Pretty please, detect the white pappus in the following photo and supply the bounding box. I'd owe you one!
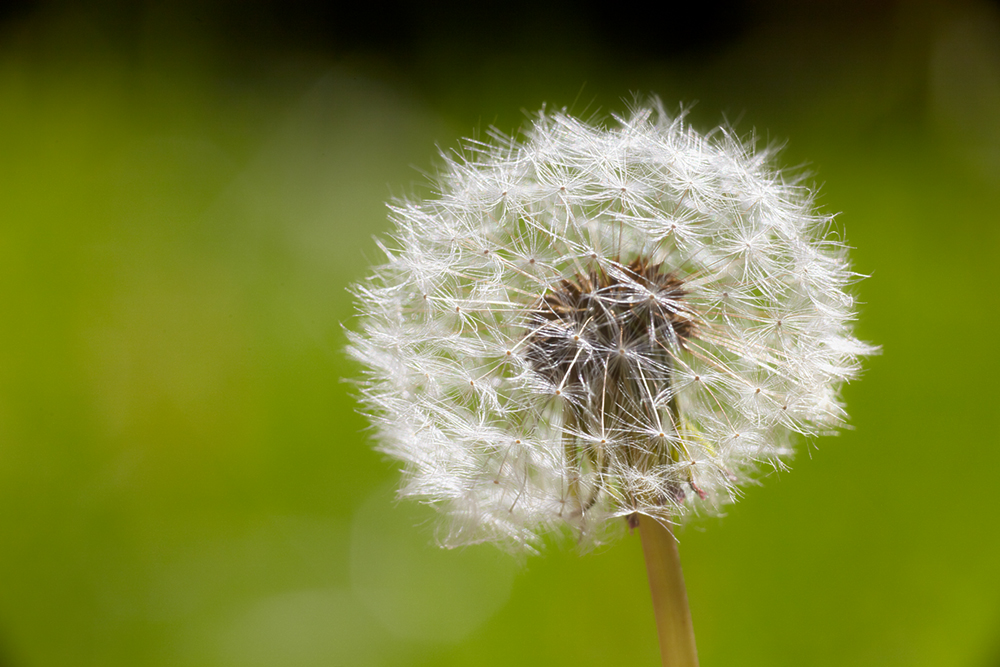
[347,101,876,551]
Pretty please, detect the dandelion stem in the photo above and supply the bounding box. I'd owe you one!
[638,514,699,667]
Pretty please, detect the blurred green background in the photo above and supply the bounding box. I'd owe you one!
[1,1,999,665]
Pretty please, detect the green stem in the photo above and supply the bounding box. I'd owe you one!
[638,514,699,667]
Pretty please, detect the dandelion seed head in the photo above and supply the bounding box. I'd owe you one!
[347,101,876,551]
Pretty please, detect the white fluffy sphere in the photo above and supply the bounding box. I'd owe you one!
[348,102,875,550]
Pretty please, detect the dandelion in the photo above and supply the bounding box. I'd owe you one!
[348,101,874,665]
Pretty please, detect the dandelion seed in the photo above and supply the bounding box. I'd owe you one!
[347,101,876,553]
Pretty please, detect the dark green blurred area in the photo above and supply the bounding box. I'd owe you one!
[1,1,999,665]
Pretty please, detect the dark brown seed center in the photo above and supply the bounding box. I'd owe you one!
[523,256,694,395]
